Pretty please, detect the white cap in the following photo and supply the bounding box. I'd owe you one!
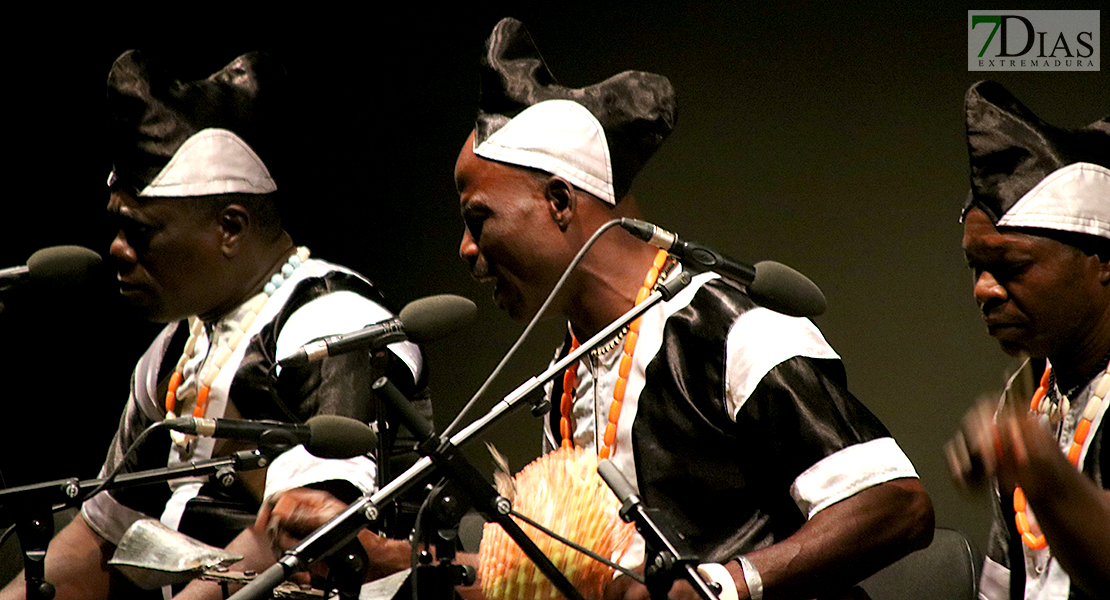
[997,162,1110,240]
[474,99,616,204]
[108,128,277,197]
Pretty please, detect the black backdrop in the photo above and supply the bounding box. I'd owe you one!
[0,2,1105,562]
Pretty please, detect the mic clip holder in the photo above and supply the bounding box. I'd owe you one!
[378,377,576,600]
[255,428,305,457]
[634,507,721,600]
[396,479,475,600]
[599,460,721,600]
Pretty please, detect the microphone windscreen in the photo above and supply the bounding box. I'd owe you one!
[398,294,477,344]
[305,415,377,459]
[749,261,827,318]
[27,246,102,286]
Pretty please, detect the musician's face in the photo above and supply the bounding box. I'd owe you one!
[107,189,225,322]
[455,132,568,321]
[962,207,1110,359]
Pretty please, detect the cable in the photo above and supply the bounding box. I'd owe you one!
[442,220,622,438]
[81,422,167,503]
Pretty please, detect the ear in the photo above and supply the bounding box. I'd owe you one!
[217,204,250,257]
[1098,254,1110,286]
[544,177,576,231]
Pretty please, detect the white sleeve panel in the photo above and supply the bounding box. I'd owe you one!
[789,437,919,519]
[979,556,1009,600]
[81,489,155,546]
[263,445,378,503]
[275,290,423,382]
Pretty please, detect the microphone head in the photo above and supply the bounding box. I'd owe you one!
[27,245,102,287]
[305,415,378,459]
[749,261,827,318]
[398,294,478,344]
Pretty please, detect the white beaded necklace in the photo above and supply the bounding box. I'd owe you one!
[165,247,310,451]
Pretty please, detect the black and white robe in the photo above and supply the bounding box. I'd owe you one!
[83,258,427,551]
[544,270,919,562]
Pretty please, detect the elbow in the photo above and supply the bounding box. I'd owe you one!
[893,478,936,553]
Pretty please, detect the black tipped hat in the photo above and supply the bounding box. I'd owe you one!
[962,80,1109,239]
[473,18,677,204]
[107,49,287,197]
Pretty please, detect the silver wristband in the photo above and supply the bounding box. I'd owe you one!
[736,555,763,600]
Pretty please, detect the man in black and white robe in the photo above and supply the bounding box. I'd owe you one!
[452,18,934,600]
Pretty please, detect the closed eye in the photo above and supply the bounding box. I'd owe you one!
[967,259,1029,284]
[109,211,157,254]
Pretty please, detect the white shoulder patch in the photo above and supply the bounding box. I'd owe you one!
[724,307,839,418]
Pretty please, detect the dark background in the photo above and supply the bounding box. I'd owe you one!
[0,0,1104,566]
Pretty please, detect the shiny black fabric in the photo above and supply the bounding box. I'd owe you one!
[107,49,288,193]
[110,271,430,547]
[475,18,677,200]
[962,81,1110,223]
[550,278,891,561]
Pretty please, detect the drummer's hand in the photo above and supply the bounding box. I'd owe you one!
[256,487,412,582]
[257,487,348,555]
[603,573,650,600]
[945,397,1005,493]
[254,487,348,584]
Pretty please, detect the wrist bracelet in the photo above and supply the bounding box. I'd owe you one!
[736,555,764,600]
[696,563,738,600]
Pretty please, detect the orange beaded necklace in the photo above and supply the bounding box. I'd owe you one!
[1014,357,1110,550]
[560,249,669,459]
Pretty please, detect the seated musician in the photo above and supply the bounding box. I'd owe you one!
[1,49,428,600]
[449,18,934,600]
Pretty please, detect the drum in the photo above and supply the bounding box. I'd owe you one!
[477,446,635,600]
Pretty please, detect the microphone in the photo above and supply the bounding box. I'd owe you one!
[277,294,477,367]
[618,218,826,317]
[747,260,827,318]
[162,415,377,459]
[0,246,102,291]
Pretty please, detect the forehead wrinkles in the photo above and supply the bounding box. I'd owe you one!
[462,164,540,213]
[964,238,1042,272]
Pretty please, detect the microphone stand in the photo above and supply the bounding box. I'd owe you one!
[598,461,720,600]
[0,447,278,600]
[228,270,695,600]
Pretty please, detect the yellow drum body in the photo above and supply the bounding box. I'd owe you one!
[478,446,636,600]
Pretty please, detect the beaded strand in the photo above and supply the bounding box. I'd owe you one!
[1014,358,1110,550]
[561,249,669,459]
[165,247,310,449]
